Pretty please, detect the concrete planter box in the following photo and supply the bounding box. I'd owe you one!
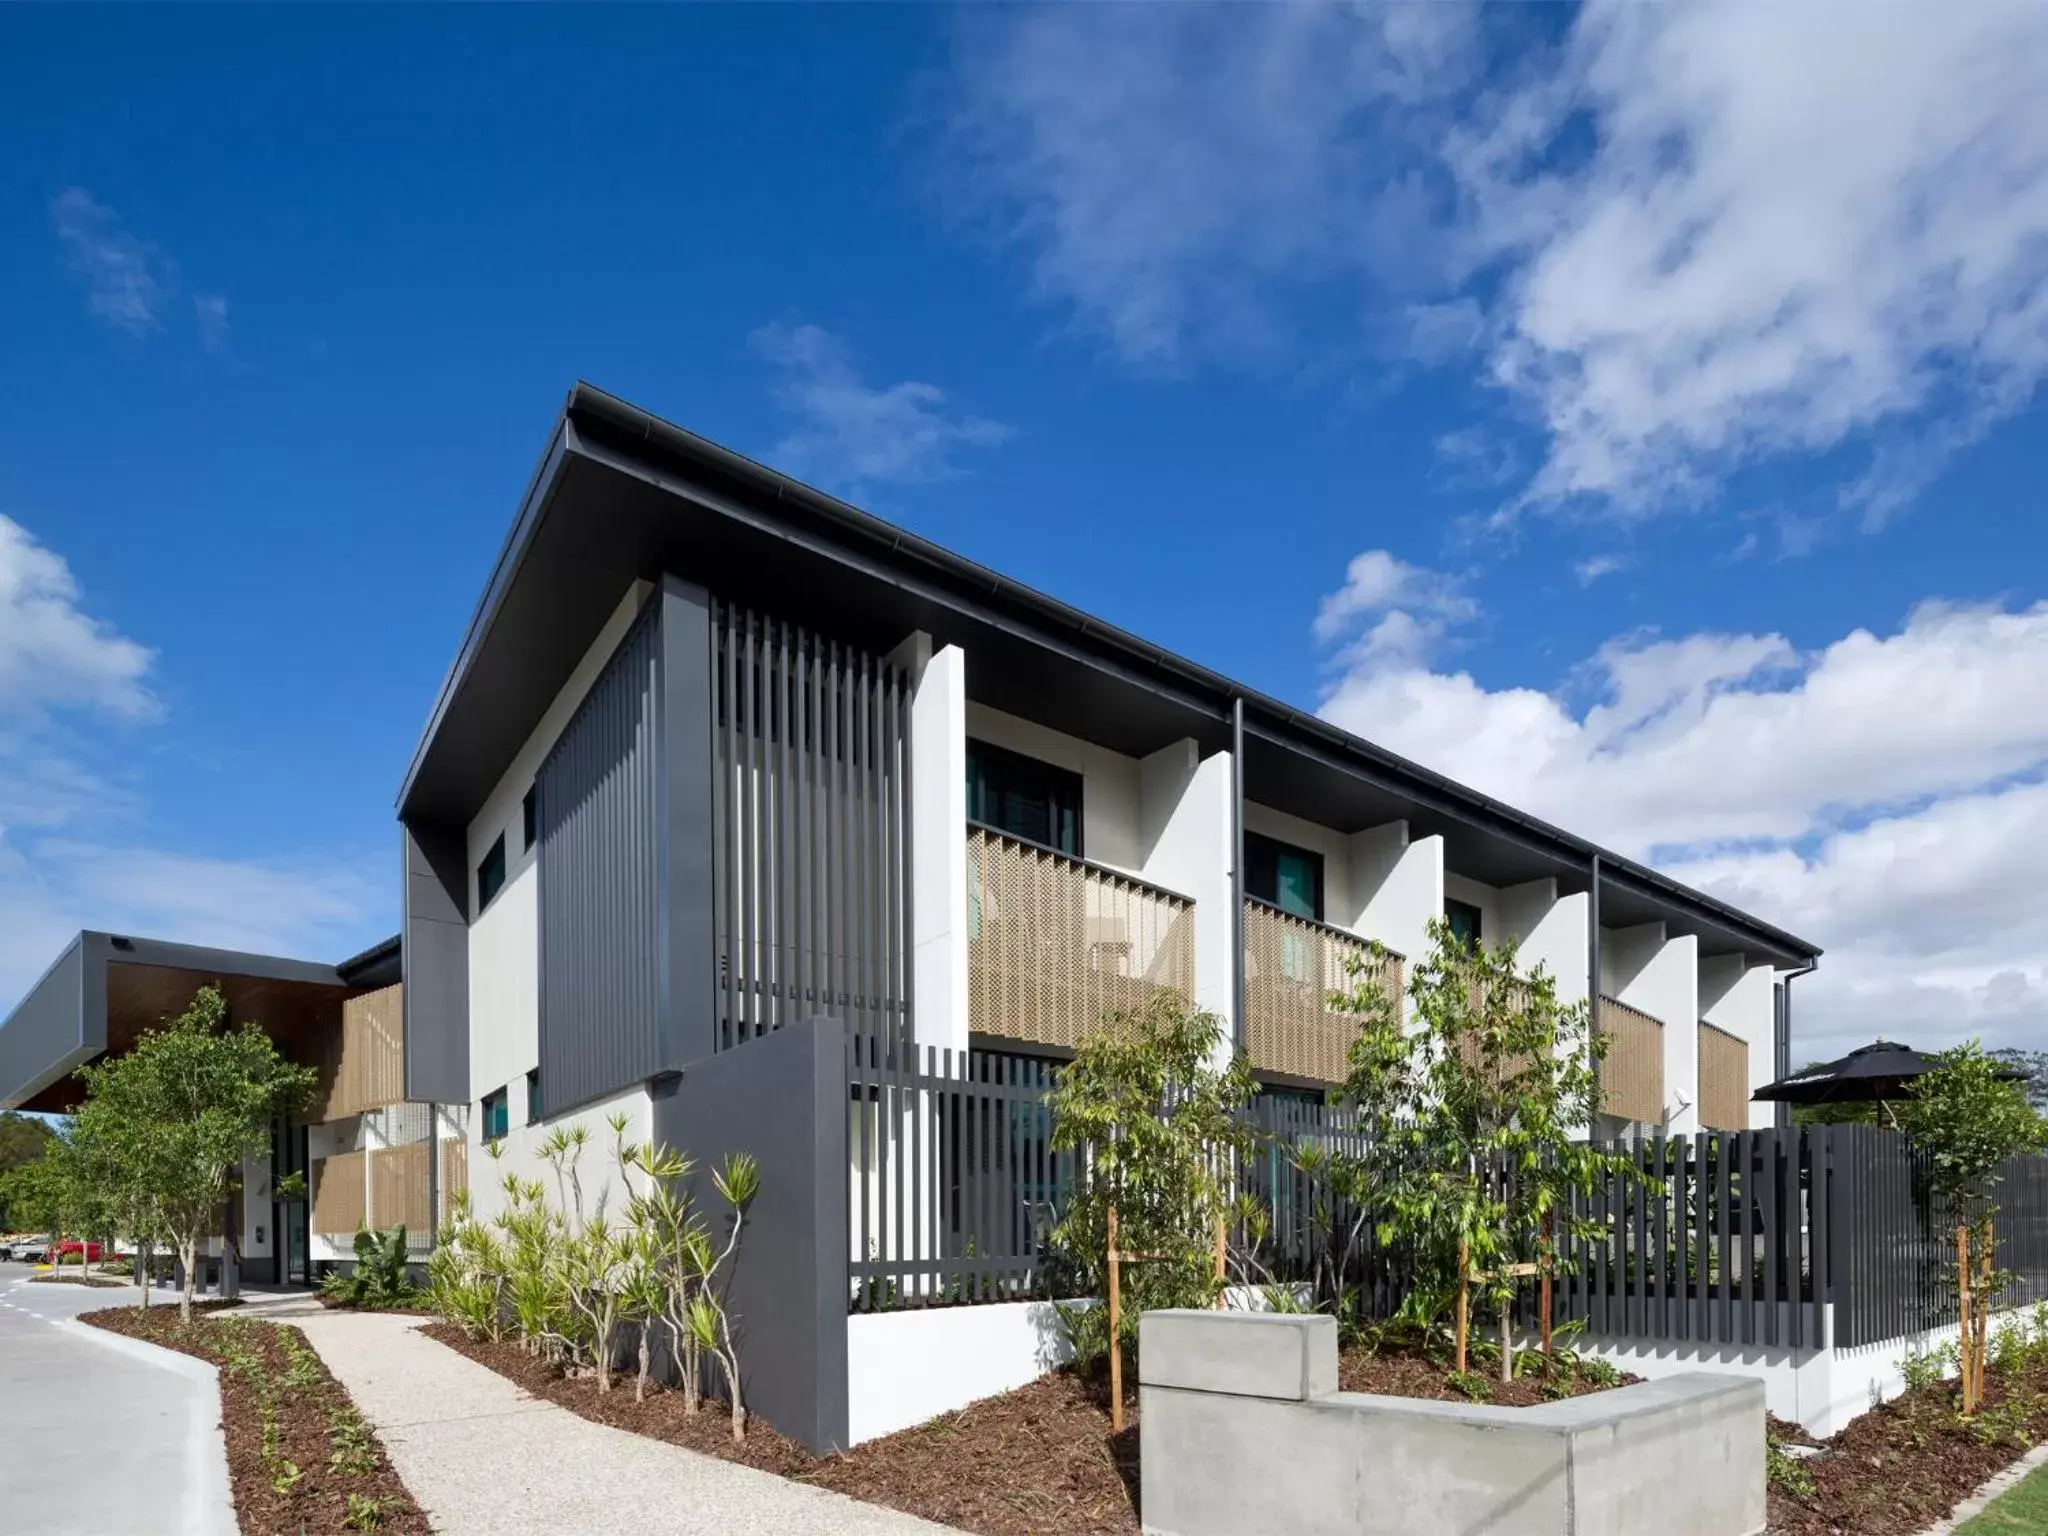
[1139,1311,1765,1536]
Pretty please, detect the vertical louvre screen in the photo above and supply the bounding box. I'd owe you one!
[713,601,911,1051]
[537,604,663,1112]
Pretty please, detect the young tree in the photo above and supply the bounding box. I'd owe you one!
[1338,917,1637,1381]
[73,985,316,1321]
[1048,992,1257,1371]
[1897,1042,2046,1413]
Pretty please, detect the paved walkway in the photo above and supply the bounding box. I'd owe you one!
[292,1310,956,1536]
[0,1267,235,1536]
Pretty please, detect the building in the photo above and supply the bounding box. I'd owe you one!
[389,383,1822,1447]
[0,931,462,1286]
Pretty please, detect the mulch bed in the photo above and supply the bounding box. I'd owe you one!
[422,1322,1629,1534]
[84,1305,428,1536]
[1766,1359,2048,1536]
[29,1272,129,1288]
[1337,1342,1637,1407]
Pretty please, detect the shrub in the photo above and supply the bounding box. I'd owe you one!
[321,1225,419,1310]
[1766,1435,1816,1499]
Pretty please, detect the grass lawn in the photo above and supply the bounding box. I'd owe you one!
[1960,1460,2048,1534]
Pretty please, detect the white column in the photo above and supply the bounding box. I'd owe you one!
[1139,739,1236,1068]
[1348,822,1443,1022]
[897,635,969,1055]
[1702,958,1777,1131]
[1500,879,1591,1007]
[1606,923,1700,1131]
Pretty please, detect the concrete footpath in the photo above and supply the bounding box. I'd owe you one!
[0,1268,235,1536]
[291,1309,956,1536]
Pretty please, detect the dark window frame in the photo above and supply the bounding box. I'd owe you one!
[522,787,537,852]
[1445,897,1484,948]
[966,738,1084,857]
[526,1069,541,1127]
[476,832,508,915]
[1245,831,1325,922]
[481,1086,509,1143]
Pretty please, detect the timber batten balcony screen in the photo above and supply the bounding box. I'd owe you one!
[314,983,405,1121]
[1596,995,1665,1125]
[1242,899,1401,1084]
[966,825,1195,1049]
[1698,1020,1750,1131]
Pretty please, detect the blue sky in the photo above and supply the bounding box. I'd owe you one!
[3,5,2046,1058]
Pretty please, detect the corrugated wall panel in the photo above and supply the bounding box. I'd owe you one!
[537,603,664,1116]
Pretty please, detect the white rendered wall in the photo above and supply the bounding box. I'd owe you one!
[1601,923,1700,1130]
[1349,823,1442,991]
[845,1300,1081,1444]
[1499,880,1591,1005]
[462,1083,654,1229]
[903,637,969,1054]
[1579,1310,1980,1438]
[1139,740,1237,1058]
[963,702,1145,874]
[1702,958,1778,1130]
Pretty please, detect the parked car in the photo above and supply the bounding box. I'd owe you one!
[3,1236,50,1262]
[49,1239,104,1264]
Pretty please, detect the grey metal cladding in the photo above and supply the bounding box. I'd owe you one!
[649,1016,850,1453]
[0,936,97,1108]
[659,577,717,1067]
[537,600,667,1115]
[403,821,471,1102]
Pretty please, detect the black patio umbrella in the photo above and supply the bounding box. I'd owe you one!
[1750,1040,1947,1109]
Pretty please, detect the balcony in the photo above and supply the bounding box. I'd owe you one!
[1596,995,1666,1125]
[1697,1020,1750,1131]
[966,825,1196,1050]
[1242,899,1402,1085]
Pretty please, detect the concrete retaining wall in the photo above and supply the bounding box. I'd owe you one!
[1139,1311,1765,1536]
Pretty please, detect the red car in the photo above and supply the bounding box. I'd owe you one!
[49,1239,104,1263]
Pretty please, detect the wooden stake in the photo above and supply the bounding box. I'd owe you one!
[1957,1223,1973,1414]
[1455,1236,1470,1375]
[1213,1212,1228,1308]
[1108,1204,1124,1433]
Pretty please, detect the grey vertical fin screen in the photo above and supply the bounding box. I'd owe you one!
[536,603,663,1115]
[713,600,911,1052]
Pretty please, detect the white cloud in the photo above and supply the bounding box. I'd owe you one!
[752,323,1012,489]
[1317,575,2048,1058]
[1574,554,1626,587]
[943,2,2048,519]
[0,518,376,1017]
[1313,549,1477,669]
[52,189,170,336]
[0,516,154,721]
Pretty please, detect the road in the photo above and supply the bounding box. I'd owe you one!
[0,1263,234,1536]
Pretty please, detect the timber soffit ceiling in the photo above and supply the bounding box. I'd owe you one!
[396,383,1821,969]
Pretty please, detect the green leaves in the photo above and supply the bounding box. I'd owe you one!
[1047,992,1256,1364]
[1899,1042,2047,1214]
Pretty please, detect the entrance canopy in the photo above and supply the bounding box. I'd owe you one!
[0,931,399,1113]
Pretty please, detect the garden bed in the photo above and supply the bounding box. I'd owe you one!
[1765,1352,2048,1536]
[29,1271,129,1287]
[83,1305,427,1536]
[422,1321,1632,1534]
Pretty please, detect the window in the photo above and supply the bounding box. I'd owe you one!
[966,739,1083,856]
[481,1086,509,1143]
[522,787,537,851]
[476,833,507,914]
[526,1069,541,1127]
[1445,898,1483,949]
[1245,833,1323,921]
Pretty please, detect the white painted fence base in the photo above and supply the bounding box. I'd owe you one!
[1576,1304,1978,1437]
[845,1300,1085,1445]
